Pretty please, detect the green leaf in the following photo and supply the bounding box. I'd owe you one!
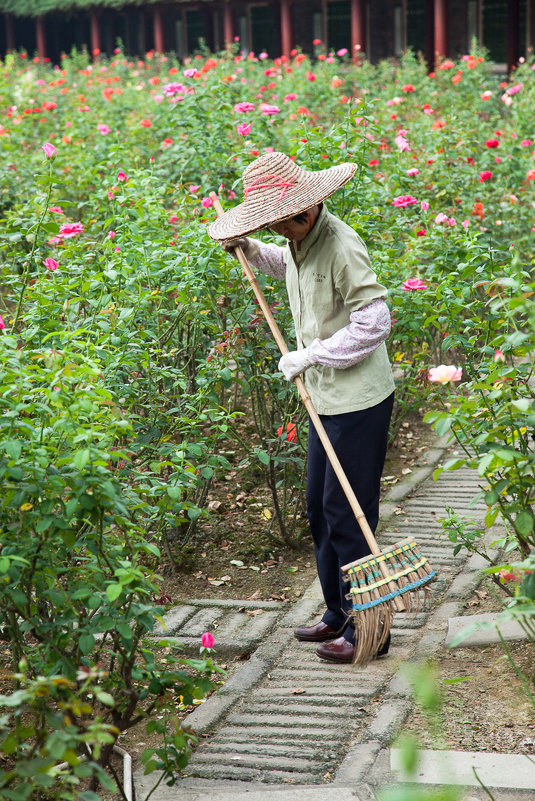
[3,440,22,460]
[106,583,123,602]
[515,512,534,538]
[434,417,452,437]
[116,623,133,639]
[257,450,270,465]
[41,222,60,235]
[73,448,91,470]
[78,634,95,655]
[167,486,181,500]
[94,690,115,706]
[510,398,531,412]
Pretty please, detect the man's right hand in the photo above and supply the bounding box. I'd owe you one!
[221,237,249,254]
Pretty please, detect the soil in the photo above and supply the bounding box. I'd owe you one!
[402,575,535,756]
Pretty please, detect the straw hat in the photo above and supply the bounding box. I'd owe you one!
[207,151,357,241]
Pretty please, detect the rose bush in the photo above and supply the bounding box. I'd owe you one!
[0,43,534,796]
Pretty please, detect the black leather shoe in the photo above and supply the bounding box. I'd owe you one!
[316,633,391,663]
[294,621,339,642]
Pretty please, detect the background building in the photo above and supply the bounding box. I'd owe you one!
[0,0,532,71]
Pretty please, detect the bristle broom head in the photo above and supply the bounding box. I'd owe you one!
[342,538,437,665]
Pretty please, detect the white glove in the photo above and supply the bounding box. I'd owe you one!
[278,348,315,381]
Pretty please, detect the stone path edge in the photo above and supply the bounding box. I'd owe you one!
[180,434,453,738]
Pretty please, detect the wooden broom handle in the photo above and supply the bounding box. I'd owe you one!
[210,192,382,555]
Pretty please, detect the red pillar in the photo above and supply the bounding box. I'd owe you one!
[434,0,448,63]
[36,16,46,60]
[350,0,365,62]
[223,2,234,48]
[280,0,292,59]
[507,0,520,72]
[154,7,165,53]
[90,10,101,58]
[5,14,15,51]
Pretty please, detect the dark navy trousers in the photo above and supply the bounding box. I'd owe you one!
[306,392,394,644]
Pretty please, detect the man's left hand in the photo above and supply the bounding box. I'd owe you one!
[278,348,314,381]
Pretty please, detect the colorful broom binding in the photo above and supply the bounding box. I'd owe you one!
[211,193,438,665]
[341,537,437,664]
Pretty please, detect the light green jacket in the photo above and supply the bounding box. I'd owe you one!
[283,205,395,415]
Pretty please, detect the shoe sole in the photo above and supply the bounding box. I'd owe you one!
[316,649,389,663]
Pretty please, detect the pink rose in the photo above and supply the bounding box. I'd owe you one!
[406,168,419,176]
[392,195,418,208]
[57,222,84,239]
[163,82,185,97]
[260,103,280,115]
[236,122,252,136]
[395,134,410,152]
[402,277,428,291]
[494,350,505,363]
[201,631,214,649]
[97,124,112,135]
[117,170,128,182]
[201,196,214,208]
[479,170,492,182]
[428,365,462,384]
[435,212,448,224]
[189,184,201,193]
[233,101,255,113]
[420,200,429,211]
[0,315,5,331]
[43,257,58,271]
[41,142,56,158]
[184,68,198,78]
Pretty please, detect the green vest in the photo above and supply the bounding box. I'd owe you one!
[284,205,395,415]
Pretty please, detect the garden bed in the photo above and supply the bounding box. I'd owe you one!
[402,575,535,756]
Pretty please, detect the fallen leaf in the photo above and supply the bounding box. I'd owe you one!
[291,687,305,695]
[246,591,261,600]
[230,559,244,567]
[219,575,231,582]
[249,565,260,571]
[287,566,298,573]
[208,500,222,512]
[208,580,225,586]
[246,609,264,616]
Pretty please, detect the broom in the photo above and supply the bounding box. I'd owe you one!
[210,193,437,664]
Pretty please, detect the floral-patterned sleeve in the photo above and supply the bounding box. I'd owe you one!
[244,239,286,281]
[307,299,391,368]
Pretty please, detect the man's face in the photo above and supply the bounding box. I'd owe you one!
[269,209,317,242]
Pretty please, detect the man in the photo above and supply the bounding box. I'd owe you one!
[208,151,395,662]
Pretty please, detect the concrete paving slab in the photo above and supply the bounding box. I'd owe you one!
[390,748,535,789]
[134,775,368,800]
[445,612,528,648]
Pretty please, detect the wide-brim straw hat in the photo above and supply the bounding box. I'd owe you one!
[207,151,357,241]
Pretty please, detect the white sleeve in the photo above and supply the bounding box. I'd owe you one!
[307,299,391,368]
